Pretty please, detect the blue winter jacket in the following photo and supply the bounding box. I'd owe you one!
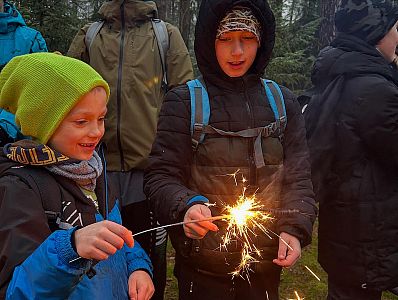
[0,147,152,299]
[0,1,47,69]
[6,205,152,300]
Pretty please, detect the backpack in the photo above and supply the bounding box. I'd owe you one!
[186,78,287,169]
[0,110,63,231]
[0,164,63,231]
[84,19,170,89]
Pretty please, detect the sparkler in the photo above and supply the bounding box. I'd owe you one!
[133,169,317,290]
[132,214,230,237]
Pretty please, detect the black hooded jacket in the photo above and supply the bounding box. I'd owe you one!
[307,33,398,290]
[144,0,316,275]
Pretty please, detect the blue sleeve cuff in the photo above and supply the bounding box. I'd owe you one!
[186,195,209,206]
[55,228,89,270]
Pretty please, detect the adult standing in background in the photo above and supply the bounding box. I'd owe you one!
[305,0,398,299]
[68,1,193,299]
[0,0,47,70]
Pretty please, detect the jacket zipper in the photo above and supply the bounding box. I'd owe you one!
[116,2,126,171]
[242,79,256,186]
[98,143,109,220]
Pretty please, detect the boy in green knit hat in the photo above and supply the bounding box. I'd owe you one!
[0,53,154,299]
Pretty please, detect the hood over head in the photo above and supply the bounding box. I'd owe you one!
[0,1,26,34]
[194,0,275,87]
[99,0,158,24]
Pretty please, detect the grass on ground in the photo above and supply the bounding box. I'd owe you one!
[164,222,398,299]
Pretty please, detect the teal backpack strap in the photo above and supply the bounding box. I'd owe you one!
[262,79,287,135]
[187,78,210,150]
[84,21,104,62]
[151,19,170,90]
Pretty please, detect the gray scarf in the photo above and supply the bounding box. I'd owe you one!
[46,151,103,191]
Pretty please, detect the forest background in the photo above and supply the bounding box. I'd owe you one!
[12,0,356,93]
[10,0,398,299]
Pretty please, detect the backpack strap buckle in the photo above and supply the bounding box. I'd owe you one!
[192,123,205,150]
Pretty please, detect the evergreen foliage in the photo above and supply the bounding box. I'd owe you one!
[10,0,327,91]
[267,0,320,92]
[13,0,95,54]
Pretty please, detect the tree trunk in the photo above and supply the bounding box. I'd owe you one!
[155,0,167,20]
[289,0,297,26]
[318,0,339,49]
[179,0,192,45]
[0,1,4,13]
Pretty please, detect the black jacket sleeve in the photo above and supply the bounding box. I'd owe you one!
[277,87,317,247]
[0,175,51,297]
[144,86,205,225]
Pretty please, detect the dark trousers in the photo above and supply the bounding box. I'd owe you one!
[175,260,281,300]
[327,278,382,300]
[108,171,167,300]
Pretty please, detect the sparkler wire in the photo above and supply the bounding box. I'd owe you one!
[132,214,230,237]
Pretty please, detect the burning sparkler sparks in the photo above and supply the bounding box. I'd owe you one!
[220,188,274,276]
[294,291,304,300]
[133,169,317,287]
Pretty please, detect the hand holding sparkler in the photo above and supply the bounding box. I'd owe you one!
[74,220,134,261]
[183,204,219,239]
[272,232,301,268]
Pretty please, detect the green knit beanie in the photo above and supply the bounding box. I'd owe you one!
[0,52,110,144]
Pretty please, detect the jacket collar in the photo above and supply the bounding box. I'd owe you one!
[312,33,398,88]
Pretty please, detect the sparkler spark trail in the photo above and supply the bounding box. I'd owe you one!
[304,265,321,281]
[294,291,304,300]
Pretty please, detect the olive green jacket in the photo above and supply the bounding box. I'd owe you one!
[68,0,193,171]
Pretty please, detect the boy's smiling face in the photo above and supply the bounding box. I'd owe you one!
[48,87,107,161]
[215,30,259,77]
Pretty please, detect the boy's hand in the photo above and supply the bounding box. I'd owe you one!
[272,232,301,267]
[183,204,218,239]
[128,270,154,300]
[74,220,134,260]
